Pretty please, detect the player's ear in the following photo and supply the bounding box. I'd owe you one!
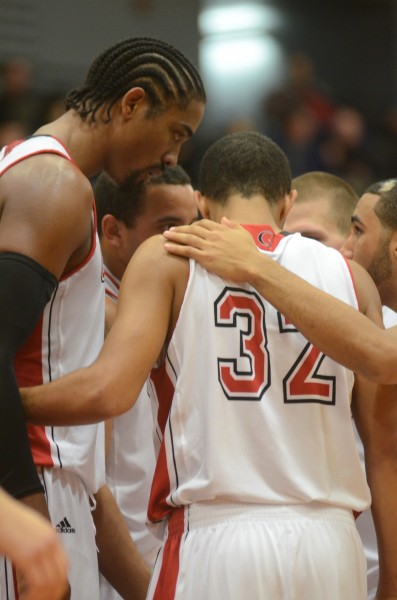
[120,87,146,119]
[195,190,210,219]
[101,214,124,247]
[279,189,297,224]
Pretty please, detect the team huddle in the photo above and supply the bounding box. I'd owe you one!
[1,36,397,600]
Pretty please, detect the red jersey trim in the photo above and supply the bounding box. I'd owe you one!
[243,224,287,252]
[148,364,176,522]
[14,314,54,466]
[342,256,359,308]
[104,268,121,291]
[105,289,118,303]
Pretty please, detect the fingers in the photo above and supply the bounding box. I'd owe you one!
[220,216,240,229]
[164,219,226,237]
[163,230,205,248]
[163,240,203,259]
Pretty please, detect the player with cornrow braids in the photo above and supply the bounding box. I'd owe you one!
[65,37,205,121]
[0,36,205,600]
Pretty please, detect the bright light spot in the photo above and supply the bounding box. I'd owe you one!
[201,36,274,75]
[197,2,285,129]
[199,3,281,36]
[199,35,285,126]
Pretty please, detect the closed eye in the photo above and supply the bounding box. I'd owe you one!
[353,223,363,236]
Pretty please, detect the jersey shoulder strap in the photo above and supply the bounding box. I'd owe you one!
[0,136,72,176]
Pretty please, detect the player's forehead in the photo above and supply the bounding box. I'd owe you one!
[142,183,197,220]
[154,99,204,132]
[353,193,380,225]
[287,196,333,226]
[356,193,379,211]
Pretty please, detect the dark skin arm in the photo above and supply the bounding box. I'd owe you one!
[0,154,93,599]
[354,378,397,600]
[93,485,151,600]
[352,369,397,600]
[21,235,188,425]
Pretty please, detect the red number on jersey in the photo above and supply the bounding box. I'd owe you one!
[215,290,336,405]
[283,342,335,405]
[214,288,270,400]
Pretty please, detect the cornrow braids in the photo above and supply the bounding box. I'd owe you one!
[65,37,206,122]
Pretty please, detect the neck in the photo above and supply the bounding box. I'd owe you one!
[99,241,125,281]
[34,111,108,178]
[379,282,397,313]
[210,194,281,231]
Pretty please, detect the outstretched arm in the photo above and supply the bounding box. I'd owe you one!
[163,218,397,384]
[21,236,186,425]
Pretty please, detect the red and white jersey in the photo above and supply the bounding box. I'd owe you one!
[103,267,160,565]
[148,225,370,525]
[103,267,120,305]
[1,135,105,494]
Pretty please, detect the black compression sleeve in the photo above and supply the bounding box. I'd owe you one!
[0,252,57,499]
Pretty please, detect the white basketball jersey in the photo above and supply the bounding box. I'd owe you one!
[103,267,160,564]
[1,135,105,493]
[147,225,371,526]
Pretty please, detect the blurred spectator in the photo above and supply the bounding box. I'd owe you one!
[37,94,67,125]
[265,52,336,139]
[263,53,337,177]
[0,120,27,147]
[264,55,382,194]
[273,104,324,176]
[0,57,43,134]
[368,106,397,181]
[317,106,377,194]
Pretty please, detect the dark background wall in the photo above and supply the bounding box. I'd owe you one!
[1,0,396,189]
[0,0,395,118]
[0,0,201,93]
[270,0,397,121]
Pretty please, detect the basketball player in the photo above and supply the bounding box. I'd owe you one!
[162,181,397,599]
[284,170,358,248]
[0,37,205,600]
[284,171,381,599]
[95,166,198,599]
[21,132,389,599]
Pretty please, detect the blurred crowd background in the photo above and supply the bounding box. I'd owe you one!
[1,0,396,194]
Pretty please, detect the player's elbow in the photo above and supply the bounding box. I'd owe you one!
[362,345,397,385]
[91,373,136,420]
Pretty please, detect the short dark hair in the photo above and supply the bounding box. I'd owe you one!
[65,37,206,122]
[94,165,192,233]
[366,179,397,230]
[199,131,291,205]
[149,164,191,187]
[292,171,358,236]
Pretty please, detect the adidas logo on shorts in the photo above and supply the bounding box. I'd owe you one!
[56,517,75,533]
